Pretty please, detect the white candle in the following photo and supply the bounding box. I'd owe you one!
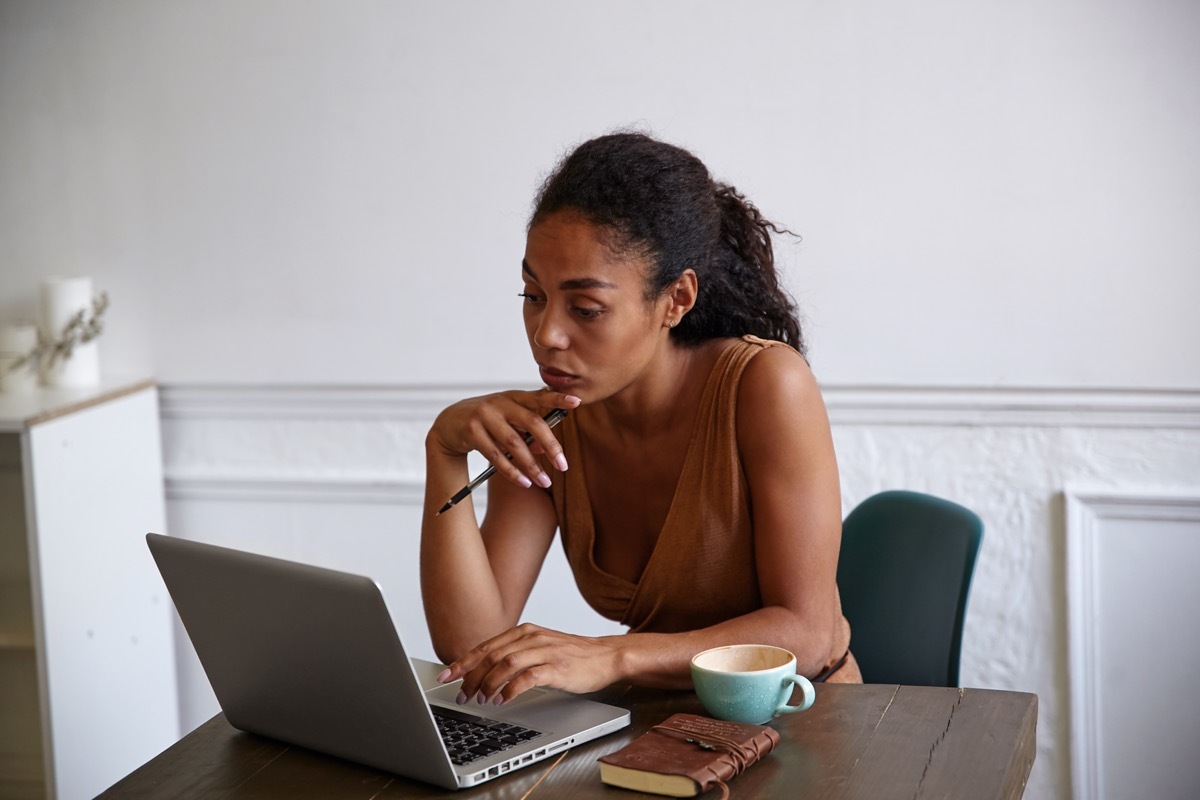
[40,276,102,388]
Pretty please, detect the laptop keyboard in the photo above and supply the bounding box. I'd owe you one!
[433,706,543,766]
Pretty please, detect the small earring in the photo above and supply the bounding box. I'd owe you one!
[667,320,676,328]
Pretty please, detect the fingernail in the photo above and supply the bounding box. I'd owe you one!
[476,691,487,705]
[456,690,468,705]
[554,454,568,472]
[517,474,532,489]
[493,694,505,706]
[436,668,452,683]
[566,395,581,404]
[536,472,552,488]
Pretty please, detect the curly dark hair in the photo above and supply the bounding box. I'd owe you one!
[530,132,804,354]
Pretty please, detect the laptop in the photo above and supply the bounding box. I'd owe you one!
[146,533,630,789]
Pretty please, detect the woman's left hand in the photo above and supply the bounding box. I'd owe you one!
[435,623,623,705]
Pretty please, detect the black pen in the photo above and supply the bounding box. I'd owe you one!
[435,408,568,516]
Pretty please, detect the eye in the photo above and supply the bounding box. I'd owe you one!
[573,306,604,320]
[518,291,544,305]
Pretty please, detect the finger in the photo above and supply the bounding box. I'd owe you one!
[492,663,549,705]
[444,625,532,694]
[479,414,552,489]
[525,392,580,473]
[458,625,550,700]
[456,400,539,489]
[473,644,559,705]
[471,392,576,481]
[486,396,576,484]
[529,390,582,414]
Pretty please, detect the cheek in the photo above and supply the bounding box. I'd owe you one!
[589,323,657,372]
[522,306,539,338]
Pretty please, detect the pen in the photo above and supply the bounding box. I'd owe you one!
[435,408,569,516]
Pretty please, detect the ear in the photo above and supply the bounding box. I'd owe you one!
[662,269,698,327]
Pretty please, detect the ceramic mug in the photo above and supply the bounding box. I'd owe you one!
[690,644,816,725]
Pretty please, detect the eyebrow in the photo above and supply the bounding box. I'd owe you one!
[522,260,618,291]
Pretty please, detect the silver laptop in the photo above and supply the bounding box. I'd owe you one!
[146,533,630,789]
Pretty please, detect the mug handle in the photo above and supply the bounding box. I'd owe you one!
[775,673,816,715]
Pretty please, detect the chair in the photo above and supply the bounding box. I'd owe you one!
[836,490,983,687]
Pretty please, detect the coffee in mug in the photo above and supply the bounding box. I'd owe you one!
[690,644,816,725]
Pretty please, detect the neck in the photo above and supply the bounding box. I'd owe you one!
[593,340,713,439]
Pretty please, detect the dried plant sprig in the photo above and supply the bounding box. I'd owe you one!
[6,292,110,375]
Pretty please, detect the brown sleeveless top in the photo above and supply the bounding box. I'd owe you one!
[547,335,858,682]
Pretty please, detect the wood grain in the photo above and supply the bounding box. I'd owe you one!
[99,684,1036,799]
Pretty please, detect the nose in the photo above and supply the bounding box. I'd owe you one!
[531,304,569,350]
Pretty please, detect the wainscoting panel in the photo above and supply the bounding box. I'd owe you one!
[1065,489,1200,800]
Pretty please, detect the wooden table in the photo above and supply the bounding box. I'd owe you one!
[101,680,1036,799]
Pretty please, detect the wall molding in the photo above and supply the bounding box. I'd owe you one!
[159,383,1200,429]
[824,386,1200,428]
[164,473,426,505]
[157,384,493,422]
[158,385,1200,506]
[1063,487,1200,800]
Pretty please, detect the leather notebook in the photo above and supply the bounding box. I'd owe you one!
[598,713,781,798]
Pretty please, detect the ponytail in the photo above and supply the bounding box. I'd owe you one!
[676,184,803,354]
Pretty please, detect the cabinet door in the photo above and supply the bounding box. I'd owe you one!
[24,387,179,799]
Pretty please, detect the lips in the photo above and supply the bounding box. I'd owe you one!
[539,365,579,391]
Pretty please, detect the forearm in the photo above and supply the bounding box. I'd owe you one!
[440,605,837,704]
[610,605,837,689]
[420,448,512,662]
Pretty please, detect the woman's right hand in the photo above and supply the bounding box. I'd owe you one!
[427,390,580,489]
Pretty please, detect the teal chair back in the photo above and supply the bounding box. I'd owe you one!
[836,490,983,687]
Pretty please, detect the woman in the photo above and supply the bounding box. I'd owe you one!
[421,132,859,707]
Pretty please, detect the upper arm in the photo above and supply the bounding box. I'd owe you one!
[736,347,842,632]
[477,471,560,626]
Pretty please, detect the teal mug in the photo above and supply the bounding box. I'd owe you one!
[690,644,816,725]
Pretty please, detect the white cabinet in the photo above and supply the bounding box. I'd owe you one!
[0,380,179,800]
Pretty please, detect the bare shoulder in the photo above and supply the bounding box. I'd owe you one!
[735,343,833,458]
[737,343,825,413]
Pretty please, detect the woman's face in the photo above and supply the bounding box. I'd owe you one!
[521,212,671,403]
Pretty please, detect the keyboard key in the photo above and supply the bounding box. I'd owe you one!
[431,706,542,766]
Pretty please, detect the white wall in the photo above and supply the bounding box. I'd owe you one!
[3,3,1200,800]
[2,0,1197,388]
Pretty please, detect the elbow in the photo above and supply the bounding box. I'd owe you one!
[430,631,475,666]
[795,634,836,678]
[426,607,518,666]
[781,611,838,678]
